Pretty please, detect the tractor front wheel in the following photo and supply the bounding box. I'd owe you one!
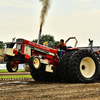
[29,56,61,82]
[29,56,44,81]
[6,61,18,72]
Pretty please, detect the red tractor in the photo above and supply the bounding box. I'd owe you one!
[0,37,100,83]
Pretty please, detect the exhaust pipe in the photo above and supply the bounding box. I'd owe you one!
[37,30,42,44]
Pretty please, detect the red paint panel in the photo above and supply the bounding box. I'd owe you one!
[46,54,53,59]
[22,39,58,54]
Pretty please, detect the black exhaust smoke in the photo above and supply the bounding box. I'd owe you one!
[37,0,51,44]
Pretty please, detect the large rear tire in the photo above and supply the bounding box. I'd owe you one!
[31,69,60,82]
[29,56,42,81]
[31,69,43,81]
[59,50,100,83]
[69,50,100,83]
[59,51,76,82]
[29,56,61,82]
[6,61,18,72]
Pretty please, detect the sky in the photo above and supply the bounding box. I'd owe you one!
[0,0,100,47]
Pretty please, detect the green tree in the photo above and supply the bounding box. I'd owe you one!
[0,41,5,49]
[32,34,60,48]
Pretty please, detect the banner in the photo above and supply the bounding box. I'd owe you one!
[0,64,6,69]
[0,64,24,69]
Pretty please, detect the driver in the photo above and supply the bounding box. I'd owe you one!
[54,39,67,58]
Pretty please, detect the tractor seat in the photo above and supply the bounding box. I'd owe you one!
[67,46,73,48]
[65,46,73,52]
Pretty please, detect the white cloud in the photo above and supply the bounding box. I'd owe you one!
[43,9,100,46]
[1,14,34,21]
[0,0,34,8]
[74,0,92,5]
[0,9,100,47]
[0,14,39,42]
[81,0,92,2]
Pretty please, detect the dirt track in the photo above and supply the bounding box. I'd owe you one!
[0,78,100,100]
[0,72,30,76]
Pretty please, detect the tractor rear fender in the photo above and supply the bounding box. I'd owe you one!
[65,48,79,52]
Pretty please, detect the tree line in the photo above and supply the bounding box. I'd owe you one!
[32,34,59,48]
[0,34,60,49]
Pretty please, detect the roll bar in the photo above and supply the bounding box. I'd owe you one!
[65,37,78,48]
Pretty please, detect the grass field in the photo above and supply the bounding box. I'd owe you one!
[0,69,31,79]
[0,69,25,73]
[0,75,32,79]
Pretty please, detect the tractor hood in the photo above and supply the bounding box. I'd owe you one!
[17,38,58,56]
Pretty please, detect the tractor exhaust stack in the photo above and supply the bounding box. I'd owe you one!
[37,29,42,44]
